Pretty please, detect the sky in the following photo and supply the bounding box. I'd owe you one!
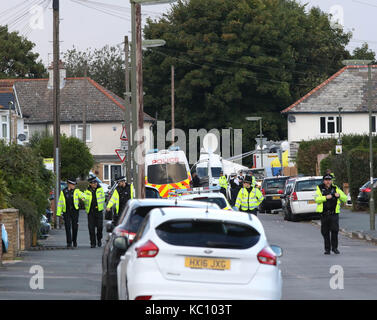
[0,0,377,67]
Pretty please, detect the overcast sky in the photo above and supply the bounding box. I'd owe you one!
[0,0,376,67]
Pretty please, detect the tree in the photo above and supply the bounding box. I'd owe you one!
[29,132,95,180]
[64,45,125,98]
[351,43,376,62]
[142,0,352,149]
[0,141,53,231]
[0,25,46,78]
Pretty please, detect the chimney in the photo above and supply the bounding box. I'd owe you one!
[47,60,66,89]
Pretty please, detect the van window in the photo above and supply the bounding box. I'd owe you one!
[211,167,222,178]
[197,167,208,178]
[147,163,188,184]
[156,219,260,249]
[295,179,322,192]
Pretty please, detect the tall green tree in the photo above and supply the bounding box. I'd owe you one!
[29,132,95,180]
[142,0,352,152]
[351,42,376,62]
[0,25,46,78]
[64,45,125,98]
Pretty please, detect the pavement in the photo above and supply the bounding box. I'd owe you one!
[311,207,377,243]
[0,210,103,300]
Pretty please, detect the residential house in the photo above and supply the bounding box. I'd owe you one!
[12,63,155,183]
[0,80,23,144]
[281,65,377,163]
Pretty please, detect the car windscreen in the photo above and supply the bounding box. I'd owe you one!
[147,163,188,185]
[264,178,287,190]
[190,196,227,209]
[156,219,260,249]
[146,188,160,198]
[295,179,322,192]
[124,206,163,233]
[197,167,208,178]
[211,167,222,178]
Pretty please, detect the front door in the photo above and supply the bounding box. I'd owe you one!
[111,165,122,184]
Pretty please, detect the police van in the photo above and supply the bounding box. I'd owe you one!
[145,147,191,198]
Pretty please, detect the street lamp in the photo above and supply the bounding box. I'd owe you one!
[343,59,374,230]
[246,117,263,168]
[130,0,176,199]
[338,106,343,145]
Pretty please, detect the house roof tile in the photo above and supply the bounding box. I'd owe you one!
[282,65,377,114]
[13,77,154,123]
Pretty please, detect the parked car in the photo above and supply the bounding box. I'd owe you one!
[357,178,377,207]
[101,198,220,300]
[284,176,323,222]
[173,187,232,210]
[260,176,290,213]
[1,223,8,253]
[39,215,51,239]
[281,177,297,218]
[116,207,283,300]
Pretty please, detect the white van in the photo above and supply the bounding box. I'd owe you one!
[145,147,191,198]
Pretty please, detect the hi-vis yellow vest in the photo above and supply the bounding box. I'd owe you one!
[83,187,106,213]
[107,183,134,215]
[315,185,347,213]
[57,189,84,216]
[235,187,264,211]
[219,176,228,189]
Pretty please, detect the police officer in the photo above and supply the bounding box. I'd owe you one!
[315,174,347,255]
[191,172,201,188]
[106,176,134,225]
[218,171,228,197]
[84,176,106,248]
[235,175,264,215]
[57,178,84,248]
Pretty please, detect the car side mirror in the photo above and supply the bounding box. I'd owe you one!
[106,221,114,233]
[270,245,283,257]
[232,206,239,211]
[114,236,129,250]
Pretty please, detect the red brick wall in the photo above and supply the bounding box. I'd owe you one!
[0,209,24,260]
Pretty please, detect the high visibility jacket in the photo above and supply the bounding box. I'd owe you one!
[107,183,134,215]
[219,176,228,189]
[235,187,264,211]
[57,188,84,216]
[315,185,347,213]
[83,187,106,213]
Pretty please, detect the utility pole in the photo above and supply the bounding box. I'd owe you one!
[8,101,12,143]
[135,4,145,199]
[52,0,61,229]
[82,63,87,144]
[368,63,375,230]
[171,65,175,145]
[259,119,263,168]
[124,36,132,182]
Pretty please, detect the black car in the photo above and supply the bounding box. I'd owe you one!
[260,176,290,213]
[281,178,297,220]
[100,198,219,300]
[357,178,377,207]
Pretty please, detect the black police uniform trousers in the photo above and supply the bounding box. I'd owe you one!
[88,209,103,246]
[320,212,339,251]
[63,209,79,246]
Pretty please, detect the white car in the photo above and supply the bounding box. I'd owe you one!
[117,207,282,300]
[176,189,232,210]
[286,176,323,221]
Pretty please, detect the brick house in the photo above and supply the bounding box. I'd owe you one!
[281,65,377,164]
[12,65,155,183]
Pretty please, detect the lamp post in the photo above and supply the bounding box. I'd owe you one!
[246,117,263,168]
[130,0,175,198]
[343,59,374,230]
[338,106,343,145]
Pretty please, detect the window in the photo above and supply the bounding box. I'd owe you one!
[147,163,188,184]
[320,116,342,134]
[190,196,227,209]
[295,179,322,192]
[104,165,109,180]
[156,219,261,249]
[1,115,8,139]
[24,125,29,142]
[372,116,376,133]
[70,124,91,142]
